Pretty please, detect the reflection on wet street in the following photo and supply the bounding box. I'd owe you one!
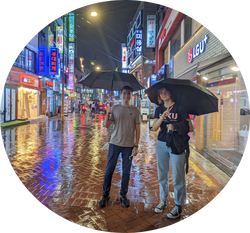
[1,113,230,232]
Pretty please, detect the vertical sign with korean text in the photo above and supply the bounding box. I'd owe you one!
[121,43,127,69]
[48,26,54,50]
[68,43,75,90]
[49,47,59,75]
[147,15,156,48]
[69,13,75,42]
[135,30,143,56]
[38,46,47,76]
[56,26,63,54]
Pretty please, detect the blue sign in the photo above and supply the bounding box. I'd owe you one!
[49,47,59,76]
[150,74,157,86]
[135,30,143,56]
[38,46,47,76]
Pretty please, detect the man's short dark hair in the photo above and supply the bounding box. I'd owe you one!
[121,85,133,93]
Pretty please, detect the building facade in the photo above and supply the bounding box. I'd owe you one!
[1,34,42,123]
[125,2,159,107]
[154,7,249,170]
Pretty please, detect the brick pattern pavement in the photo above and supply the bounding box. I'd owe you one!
[2,113,227,232]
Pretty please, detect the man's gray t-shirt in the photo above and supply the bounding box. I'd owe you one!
[109,104,141,147]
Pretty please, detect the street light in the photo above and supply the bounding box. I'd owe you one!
[96,66,100,70]
[91,12,97,17]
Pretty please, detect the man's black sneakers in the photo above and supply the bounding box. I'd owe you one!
[167,205,182,219]
[99,195,110,208]
[120,195,130,208]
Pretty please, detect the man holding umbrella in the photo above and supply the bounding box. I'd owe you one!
[99,85,141,208]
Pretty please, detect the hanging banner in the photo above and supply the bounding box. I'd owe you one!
[69,13,75,42]
[135,30,143,56]
[68,43,75,90]
[147,15,156,48]
[56,26,63,54]
[121,44,127,69]
[38,46,47,76]
[48,26,54,49]
[49,47,59,75]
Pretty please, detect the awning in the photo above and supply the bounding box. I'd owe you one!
[174,64,198,80]
[4,81,19,90]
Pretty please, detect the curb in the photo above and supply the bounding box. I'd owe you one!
[1,121,30,129]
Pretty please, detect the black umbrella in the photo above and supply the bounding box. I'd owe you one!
[145,79,218,116]
[78,70,145,91]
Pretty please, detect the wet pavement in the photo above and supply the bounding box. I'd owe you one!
[1,112,230,232]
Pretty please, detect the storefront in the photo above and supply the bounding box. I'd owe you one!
[1,85,17,123]
[173,26,249,168]
[53,79,61,115]
[18,73,41,119]
[42,78,54,117]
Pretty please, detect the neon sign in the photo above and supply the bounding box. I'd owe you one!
[135,30,143,56]
[38,46,47,76]
[49,47,59,75]
[56,26,63,54]
[46,80,53,87]
[69,13,75,42]
[188,34,209,63]
[68,43,75,90]
[147,15,156,48]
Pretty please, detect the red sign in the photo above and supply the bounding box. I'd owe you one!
[160,29,166,41]
[20,73,39,87]
[188,48,193,63]
[46,80,53,87]
[49,47,59,75]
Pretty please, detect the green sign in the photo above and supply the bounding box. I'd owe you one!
[69,13,75,42]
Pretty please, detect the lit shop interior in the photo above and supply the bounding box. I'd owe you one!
[18,87,39,119]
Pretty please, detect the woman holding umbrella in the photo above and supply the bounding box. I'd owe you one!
[151,86,193,219]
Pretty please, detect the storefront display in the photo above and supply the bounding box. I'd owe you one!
[171,25,248,168]
[0,87,16,123]
[18,87,38,119]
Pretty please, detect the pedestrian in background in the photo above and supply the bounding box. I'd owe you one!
[91,102,95,114]
[151,87,193,219]
[99,86,141,208]
[95,102,99,114]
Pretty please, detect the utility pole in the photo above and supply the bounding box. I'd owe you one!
[61,14,66,122]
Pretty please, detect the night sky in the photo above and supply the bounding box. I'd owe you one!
[73,1,143,72]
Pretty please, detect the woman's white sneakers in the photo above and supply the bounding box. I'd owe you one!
[154,201,167,213]
[154,202,182,219]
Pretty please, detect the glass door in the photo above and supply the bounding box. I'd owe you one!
[0,89,4,123]
[5,88,11,122]
[11,89,16,120]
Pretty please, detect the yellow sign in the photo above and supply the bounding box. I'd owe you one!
[56,26,63,54]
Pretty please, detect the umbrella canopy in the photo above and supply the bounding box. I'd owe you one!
[145,79,218,116]
[78,71,145,91]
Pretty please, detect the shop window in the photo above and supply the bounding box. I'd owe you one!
[170,25,181,58]
[203,69,248,168]
[163,46,169,64]
[184,16,192,43]
[14,48,36,73]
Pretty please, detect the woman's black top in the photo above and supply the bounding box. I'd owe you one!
[154,104,189,142]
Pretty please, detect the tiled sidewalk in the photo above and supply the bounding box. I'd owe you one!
[2,114,230,232]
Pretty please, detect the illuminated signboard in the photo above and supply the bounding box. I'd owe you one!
[69,13,75,42]
[135,30,143,56]
[49,47,59,75]
[147,15,156,48]
[121,45,127,69]
[48,26,54,49]
[38,46,47,76]
[20,73,39,87]
[46,80,53,87]
[56,26,63,54]
[68,43,75,90]
[188,34,209,63]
